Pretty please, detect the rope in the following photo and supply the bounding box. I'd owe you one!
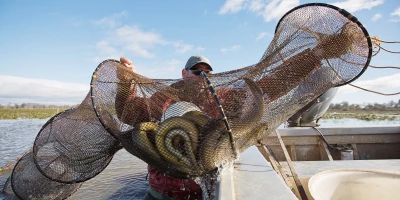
[372,38,400,44]
[369,65,400,69]
[349,84,400,96]
[376,44,400,54]
[312,127,351,151]
[372,47,380,57]
[201,71,238,158]
[312,127,337,150]
[325,60,400,96]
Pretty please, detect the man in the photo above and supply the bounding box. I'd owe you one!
[117,52,323,199]
[117,56,233,125]
[120,56,210,80]
[119,56,217,200]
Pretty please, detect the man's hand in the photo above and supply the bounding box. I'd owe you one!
[118,57,136,81]
[120,57,136,73]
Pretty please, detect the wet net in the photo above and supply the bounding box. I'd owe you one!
[32,95,122,183]
[3,97,121,199]
[89,3,371,178]
[4,3,372,199]
[6,152,81,199]
[6,151,82,199]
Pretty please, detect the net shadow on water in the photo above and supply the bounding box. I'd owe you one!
[69,174,149,200]
[1,149,149,200]
[0,119,48,167]
[0,118,148,200]
[106,176,149,200]
[1,117,399,200]
[68,150,149,200]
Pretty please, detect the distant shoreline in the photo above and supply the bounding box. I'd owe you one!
[1,108,399,121]
[0,108,67,120]
[323,110,400,121]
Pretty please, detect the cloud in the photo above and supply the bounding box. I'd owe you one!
[219,0,247,14]
[92,11,128,28]
[116,25,167,58]
[94,27,164,61]
[0,75,89,105]
[218,0,299,22]
[337,73,400,95]
[240,22,248,27]
[256,32,273,40]
[93,40,121,63]
[47,12,84,27]
[66,17,84,27]
[371,13,382,21]
[392,7,400,16]
[249,0,265,12]
[172,41,194,54]
[196,46,206,51]
[390,7,400,22]
[330,0,384,13]
[138,59,183,79]
[262,0,299,22]
[221,45,241,53]
[93,12,197,61]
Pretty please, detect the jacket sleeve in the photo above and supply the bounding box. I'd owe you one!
[115,83,174,125]
[257,48,322,103]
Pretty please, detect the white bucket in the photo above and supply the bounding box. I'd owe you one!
[308,169,400,200]
[340,150,354,160]
[161,101,201,121]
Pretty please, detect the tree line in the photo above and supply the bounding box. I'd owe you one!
[328,100,400,111]
[0,103,76,109]
[1,101,399,111]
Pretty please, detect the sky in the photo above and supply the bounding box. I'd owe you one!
[0,0,399,105]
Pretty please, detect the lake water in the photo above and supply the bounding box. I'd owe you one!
[278,117,400,128]
[0,119,149,200]
[1,118,399,199]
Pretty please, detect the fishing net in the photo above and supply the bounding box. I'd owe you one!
[9,151,82,199]
[2,174,14,198]
[32,94,122,183]
[3,3,372,199]
[4,97,122,198]
[90,3,371,179]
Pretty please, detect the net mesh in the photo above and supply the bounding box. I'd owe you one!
[3,3,372,198]
[10,151,82,199]
[2,174,14,198]
[32,94,122,183]
[90,3,371,178]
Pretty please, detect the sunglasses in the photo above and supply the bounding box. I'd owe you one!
[188,69,212,76]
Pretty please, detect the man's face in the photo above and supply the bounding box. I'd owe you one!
[182,63,212,80]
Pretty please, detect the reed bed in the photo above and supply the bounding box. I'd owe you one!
[1,108,399,121]
[0,108,65,119]
[323,110,400,121]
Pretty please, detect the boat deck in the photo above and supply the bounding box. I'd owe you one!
[281,160,400,199]
[216,146,298,200]
[216,125,400,200]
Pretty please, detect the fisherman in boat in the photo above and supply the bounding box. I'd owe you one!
[117,50,325,199]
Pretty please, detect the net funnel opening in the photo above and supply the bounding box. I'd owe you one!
[10,151,82,200]
[32,94,122,183]
[3,3,372,199]
[90,3,371,178]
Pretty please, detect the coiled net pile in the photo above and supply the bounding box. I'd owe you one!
[3,3,371,199]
